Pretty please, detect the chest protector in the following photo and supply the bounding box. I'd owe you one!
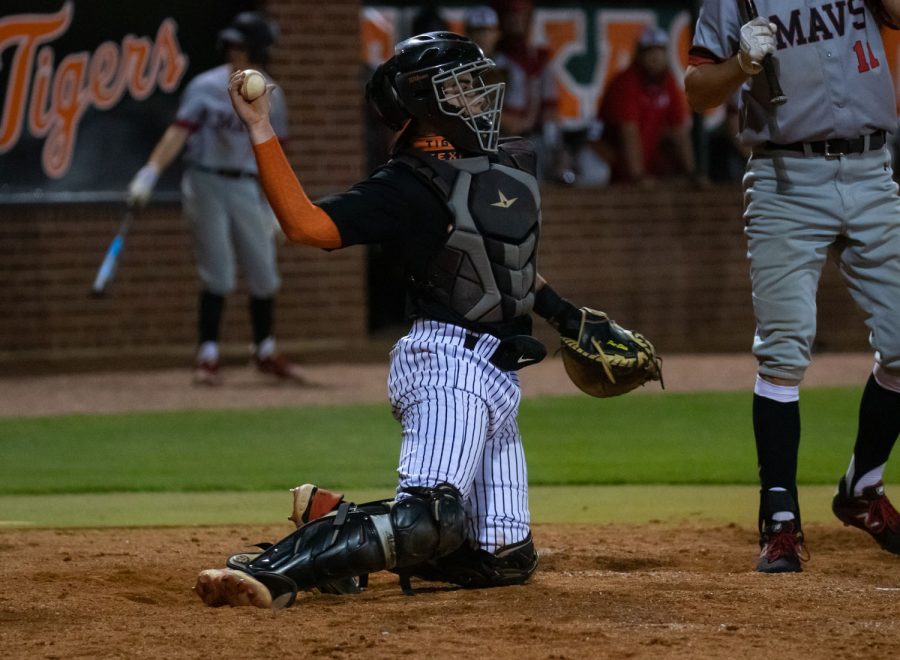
[394,141,541,330]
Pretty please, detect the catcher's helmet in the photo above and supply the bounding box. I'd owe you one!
[218,12,278,63]
[366,32,505,153]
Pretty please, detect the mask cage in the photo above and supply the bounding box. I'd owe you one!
[432,59,505,153]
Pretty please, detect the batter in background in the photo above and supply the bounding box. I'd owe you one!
[127,11,302,386]
[191,31,659,608]
[686,0,900,572]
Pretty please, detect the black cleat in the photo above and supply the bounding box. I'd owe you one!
[756,520,807,573]
[405,533,539,588]
[832,477,900,554]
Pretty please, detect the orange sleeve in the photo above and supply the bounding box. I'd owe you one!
[252,137,342,249]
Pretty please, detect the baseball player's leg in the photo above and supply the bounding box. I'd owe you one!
[227,180,281,299]
[394,387,489,502]
[182,170,237,384]
[385,321,537,586]
[389,320,496,499]
[744,155,843,571]
[225,181,303,379]
[470,407,530,553]
[392,391,536,587]
[462,413,537,585]
[829,152,900,552]
[183,170,239,296]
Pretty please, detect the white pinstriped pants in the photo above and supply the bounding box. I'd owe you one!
[388,319,530,553]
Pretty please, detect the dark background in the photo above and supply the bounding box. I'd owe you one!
[0,0,258,202]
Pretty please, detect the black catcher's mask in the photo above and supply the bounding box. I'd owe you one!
[366,32,505,154]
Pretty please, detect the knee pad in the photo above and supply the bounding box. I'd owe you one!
[390,483,468,568]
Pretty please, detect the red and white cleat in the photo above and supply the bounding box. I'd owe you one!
[192,360,223,386]
[289,483,345,527]
[254,353,306,383]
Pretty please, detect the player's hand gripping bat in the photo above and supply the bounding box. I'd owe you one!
[739,0,787,106]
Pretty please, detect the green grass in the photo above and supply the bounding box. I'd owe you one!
[0,485,845,528]
[0,388,877,496]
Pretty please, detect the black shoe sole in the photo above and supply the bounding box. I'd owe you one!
[756,558,802,573]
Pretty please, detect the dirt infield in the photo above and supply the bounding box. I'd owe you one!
[3,522,900,658]
[3,353,898,658]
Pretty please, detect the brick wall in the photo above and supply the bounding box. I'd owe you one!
[2,181,870,370]
[0,0,872,370]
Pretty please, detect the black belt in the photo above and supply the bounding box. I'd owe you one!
[189,164,257,179]
[463,332,546,371]
[762,131,886,158]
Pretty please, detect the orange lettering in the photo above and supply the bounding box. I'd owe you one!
[153,19,188,91]
[2,3,189,179]
[28,47,54,136]
[89,41,124,109]
[0,2,71,152]
[44,52,88,177]
[123,36,155,99]
[537,14,581,123]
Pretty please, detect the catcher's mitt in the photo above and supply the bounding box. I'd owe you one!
[560,308,663,398]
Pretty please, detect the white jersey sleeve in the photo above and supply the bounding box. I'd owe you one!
[692,0,741,62]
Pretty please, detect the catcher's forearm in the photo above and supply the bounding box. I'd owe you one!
[252,137,342,248]
[533,280,580,336]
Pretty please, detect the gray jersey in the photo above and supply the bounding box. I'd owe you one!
[176,64,288,173]
[691,0,898,145]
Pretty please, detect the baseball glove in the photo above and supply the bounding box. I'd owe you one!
[560,307,663,398]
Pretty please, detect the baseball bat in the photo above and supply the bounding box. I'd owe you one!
[740,0,787,106]
[90,206,136,297]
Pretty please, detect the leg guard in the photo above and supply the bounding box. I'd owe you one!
[237,484,467,606]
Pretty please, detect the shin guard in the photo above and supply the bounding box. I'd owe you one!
[238,484,467,606]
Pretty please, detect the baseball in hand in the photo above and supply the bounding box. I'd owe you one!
[239,69,266,102]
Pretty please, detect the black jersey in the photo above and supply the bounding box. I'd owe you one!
[317,142,540,338]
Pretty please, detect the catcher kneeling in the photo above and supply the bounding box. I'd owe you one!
[196,31,662,608]
[195,293,662,609]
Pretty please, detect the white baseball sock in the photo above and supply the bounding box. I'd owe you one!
[255,336,276,359]
[197,341,219,363]
[844,456,887,497]
[754,375,800,402]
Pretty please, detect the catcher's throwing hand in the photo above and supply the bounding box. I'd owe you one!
[227,71,277,143]
[560,307,663,398]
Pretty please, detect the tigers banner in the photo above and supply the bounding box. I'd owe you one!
[361,2,900,128]
[361,2,695,131]
[0,0,251,203]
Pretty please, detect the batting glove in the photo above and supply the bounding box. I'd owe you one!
[127,163,160,207]
[738,17,777,75]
